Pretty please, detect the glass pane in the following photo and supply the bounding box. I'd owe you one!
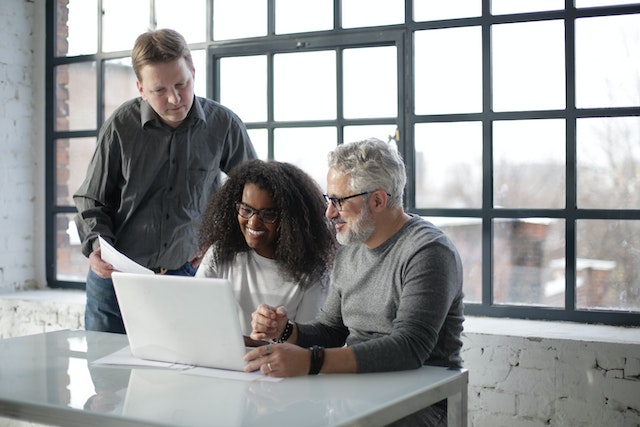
[57,213,89,282]
[493,119,566,209]
[491,0,564,14]
[55,63,97,131]
[192,49,207,99]
[220,56,267,123]
[413,0,481,21]
[344,125,398,145]
[415,122,483,208]
[415,27,482,115]
[575,14,640,109]
[102,0,150,53]
[58,0,98,56]
[342,0,404,28]
[576,220,640,312]
[343,46,397,119]
[492,20,565,112]
[214,0,267,40]
[247,129,269,160]
[56,138,96,206]
[274,51,336,121]
[577,117,640,209]
[273,127,337,190]
[576,0,640,6]
[493,218,566,307]
[104,57,137,121]
[276,0,333,34]
[156,0,206,43]
[428,217,483,304]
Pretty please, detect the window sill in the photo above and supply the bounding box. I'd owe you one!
[463,315,640,345]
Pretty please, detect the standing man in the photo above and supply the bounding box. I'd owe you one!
[246,138,464,426]
[74,29,256,334]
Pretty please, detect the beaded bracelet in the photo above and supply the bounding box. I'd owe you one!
[272,319,294,343]
[308,345,325,375]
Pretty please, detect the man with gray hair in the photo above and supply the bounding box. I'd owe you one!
[246,137,464,426]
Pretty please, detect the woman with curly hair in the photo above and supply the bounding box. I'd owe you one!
[195,159,337,335]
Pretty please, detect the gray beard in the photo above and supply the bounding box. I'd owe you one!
[336,205,375,245]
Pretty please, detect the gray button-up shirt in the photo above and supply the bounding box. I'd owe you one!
[74,96,256,270]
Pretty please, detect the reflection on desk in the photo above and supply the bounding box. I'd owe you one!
[0,330,468,427]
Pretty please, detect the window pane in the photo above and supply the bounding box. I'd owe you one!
[493,119,566,209]
[429,217,483,304]
[57,213,88,282]
[342,0,404,28]
[492,20,565,112]
[214,0,267,40]
[491,0,564,15]
[415,27,482,115]
[577,117,640,209]
[247,129,269,160]
[273,127,337,190]
[577,220,640,312]
[220,56,267,123]
[493,218,566,307]
[413,0,480,21]
[104,58,137,121]
[274,51,336,121]
[156,0,206,43]
[56,138,96,206]
[55,63,97,131]
[192,50,207,100]
[58,0,98,57]
[276,0,333,34]
[344,125,398,145]
[343,46,397,119]
[575,14,640,109]
[576,0,640,6]
[415,122,482,208]
[102,0,149,53]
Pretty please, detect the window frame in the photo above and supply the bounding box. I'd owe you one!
[45,0,640,325]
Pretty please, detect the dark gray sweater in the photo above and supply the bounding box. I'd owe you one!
[297,215,464,372]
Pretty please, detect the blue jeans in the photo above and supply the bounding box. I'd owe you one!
[84,261,198,334]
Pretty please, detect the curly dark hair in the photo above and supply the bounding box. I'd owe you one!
[199,159,337,287]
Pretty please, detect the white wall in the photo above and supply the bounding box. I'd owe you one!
[0,0,46,293]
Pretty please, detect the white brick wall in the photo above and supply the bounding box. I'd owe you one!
[462,318,640,427]
[0,0,44,293]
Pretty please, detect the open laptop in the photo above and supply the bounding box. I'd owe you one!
[111,272,253,371]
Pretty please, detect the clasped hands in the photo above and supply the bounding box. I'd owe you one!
[244,304,309,377]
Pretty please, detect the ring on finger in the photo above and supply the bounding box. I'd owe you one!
[264,344,272,355]
[267,362,273,372]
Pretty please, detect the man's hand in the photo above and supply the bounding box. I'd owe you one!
[89,247,115,278]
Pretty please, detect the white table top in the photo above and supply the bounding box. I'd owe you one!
[0,330,467,427]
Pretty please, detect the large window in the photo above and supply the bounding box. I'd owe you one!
[46,0,640,326]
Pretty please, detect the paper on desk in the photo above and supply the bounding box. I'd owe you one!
[92,346,281,382]
[99,236,154,275]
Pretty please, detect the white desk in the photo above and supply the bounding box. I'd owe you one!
[0,330,467,427]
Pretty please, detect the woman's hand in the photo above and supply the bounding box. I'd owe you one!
[250,304,288,341]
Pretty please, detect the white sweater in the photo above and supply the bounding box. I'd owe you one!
[195,247,329,335]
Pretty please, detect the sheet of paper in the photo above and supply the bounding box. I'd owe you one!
[99,236,154,275]
[92,346,281,382]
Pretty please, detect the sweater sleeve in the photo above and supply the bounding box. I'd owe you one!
[349,241,464,372]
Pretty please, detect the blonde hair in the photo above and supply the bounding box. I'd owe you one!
[131,29,193,81]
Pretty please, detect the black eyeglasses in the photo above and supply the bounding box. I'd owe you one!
[235,202,279,224]
[323,191,372,211]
